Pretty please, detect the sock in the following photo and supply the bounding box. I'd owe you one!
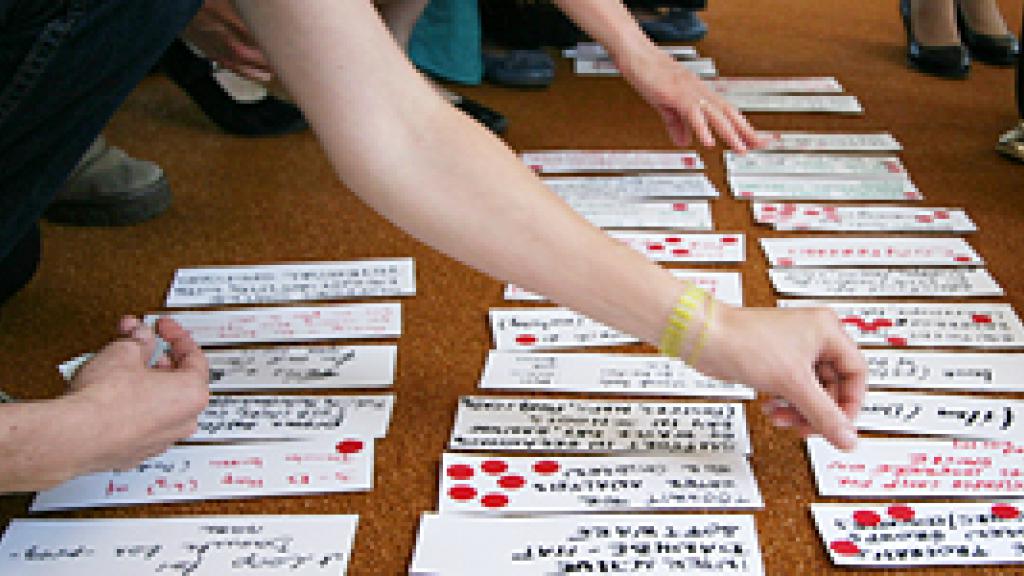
[958,0,1010,36]
[911,0,961,46]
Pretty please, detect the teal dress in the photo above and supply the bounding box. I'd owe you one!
[408,0,483,85]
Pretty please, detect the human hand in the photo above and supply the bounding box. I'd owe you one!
[62,316,209,474]
[181,0,273,82]
[694,305,868,451]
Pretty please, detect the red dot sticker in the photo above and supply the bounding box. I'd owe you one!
[778,258,794,267]
[683,156,696,167]
[887,505,915,521]
[740,191,753,198]
[647,243,665,252]
[672,203,689,211]
[671,248,690,256]
[446,464,474,481]
[532,460,560,475]
[904,191,920,199]
[915,215,933,224]
[664,237,682,244]
[498,475,526,489]
[992,504,1020,520]
[933,210,950,219]
[721,236,738,244]
[762,205,777,212]
[481,493,509,508]
[481,460,508,475]
[529,164,542,173]
[335,440,364,454]
[448,485,477,501]
[841,316,863,325]
[972,314,992,324]
[886,336,908,347]
[853,510,881,527]
[515,334,537,346]
[954,256,973,263]
[829,541,861,556]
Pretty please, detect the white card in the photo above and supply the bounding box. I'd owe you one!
[812,502,1024,567]
[857,390,1024,441]
[206,345,396,390]
[725,152,906,176]
[609,231,745,262]
[164,258,415,307]
[575,57,717,78]
[0,516,358,576]
[438,453,762,514]
[410,513,765,576]
[193,395,394,441]
[489,308,636,351]
[521,150,703,173]
[565,42,698,60]
[450,397,751,454]
[866,350,1024,392]
[145,303,401,346]
[505,270,743,306]
[806,437,1024,497]
[758,131,901,151]
[761,237,982,267]
[725,94,863,114]
[479,351,755,399]
[753,203,974,232]
[543,174,718,199]
[730,175,921,200]
[777,301,1024,348]
[31,438,373,511]
[769,268,1003,297]
[566,200,713,229]
[707,77,843,94]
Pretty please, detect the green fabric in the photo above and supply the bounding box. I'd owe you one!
[409,0,483,85]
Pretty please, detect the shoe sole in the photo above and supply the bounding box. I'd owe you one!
[44,177,172,227]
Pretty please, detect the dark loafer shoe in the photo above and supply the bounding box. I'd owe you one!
[484,50,555,88]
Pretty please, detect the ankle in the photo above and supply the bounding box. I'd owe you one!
[911,0,962,46]
[957,0,1010,36]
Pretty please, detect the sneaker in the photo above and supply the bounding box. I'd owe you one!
[45,135,172,227]
[997,120,1024,163]
[640,9,708,43]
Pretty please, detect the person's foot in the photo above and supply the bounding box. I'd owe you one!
[639,8,708,43]
[45,136,171,227]
[159,40,308,137]
[902,0,971,78]
[957,0,1019,65]
[997,121,1024,163]
[483,49,555,88]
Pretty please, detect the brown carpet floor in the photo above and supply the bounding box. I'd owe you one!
[1,1,1022,574]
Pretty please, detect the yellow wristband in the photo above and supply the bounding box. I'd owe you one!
[658,285,707,357]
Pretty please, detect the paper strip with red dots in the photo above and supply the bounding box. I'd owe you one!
[0,515,358,576]
[707,77,844,94]
[574,57,717,78]
[769,268,1002,297]
[31,437,374,511]
[806,437,1024,498]
[410,513,765,575]
[608,231,745,263]
[505,270,743,306]
[489,308,638,351]
[778,301,1024,348]
[857,390,1024,441]
[438,453,762,514]
[726,152,905,175]
[758,131,900,151]
[865,350,1024,392]
[191,395,394,441]
[561,200,713,230]
[144,303,401,346]
[730,175,919,200]
[762,237,982,267]
[753,203,974,232]
[449,397,751,454]
[164,258,415,308]
[519,150,704,174]
[543,174,719,200]
[812,502,1024,567]
[724,94,863,114]
[479,351,754,399]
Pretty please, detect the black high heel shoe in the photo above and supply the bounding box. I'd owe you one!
[900,0,970,78]
[956,2,1019,66]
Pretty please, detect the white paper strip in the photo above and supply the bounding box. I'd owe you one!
[506,270,743,306]
[479,351,755,399]
[543,174,718,199]
[145,303,401,345]
[761,237,982,267]
[31,437,374,511]
[865,350,1024,392]
[726,152,906,176]
[778,301,1024,348]
[206,345,396,390]
[731,175,920,200]
[857,390,1024,440]
[450,397,751,454]
[812,502,1024,567]
[759,131,901,151]
[489,308,636,351]
[566,200,713,229]
[753,203,974,232]
[438,453,763,514]
[521,150,703,173]
[193,395,394,441]
[707,77,843,94]
[565,42,698,60]
[164,258,415,307]
[806,436,1024,497]
[410,513,765,576]
[769,268,1003,297]
[725,94,863,114]
[575,57,717,78]
[0,516,358,576]
[609,231,746,262]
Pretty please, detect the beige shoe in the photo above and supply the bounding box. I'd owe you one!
[46,135,171,226]
[997,120,1024,163]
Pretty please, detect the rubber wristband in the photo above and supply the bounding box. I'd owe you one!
[658,285,707,357]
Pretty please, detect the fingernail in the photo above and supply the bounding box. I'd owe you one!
[838,426,859,452]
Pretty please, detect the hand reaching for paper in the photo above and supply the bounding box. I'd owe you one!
[182,0,273,82]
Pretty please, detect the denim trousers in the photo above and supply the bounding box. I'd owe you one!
[0,0,201,305]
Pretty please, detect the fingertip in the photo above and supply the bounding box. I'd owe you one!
[119,315,141,335]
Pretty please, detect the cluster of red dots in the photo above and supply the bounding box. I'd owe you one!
[446,459,561,509]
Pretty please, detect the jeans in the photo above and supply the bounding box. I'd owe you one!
[0,0,201,305]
